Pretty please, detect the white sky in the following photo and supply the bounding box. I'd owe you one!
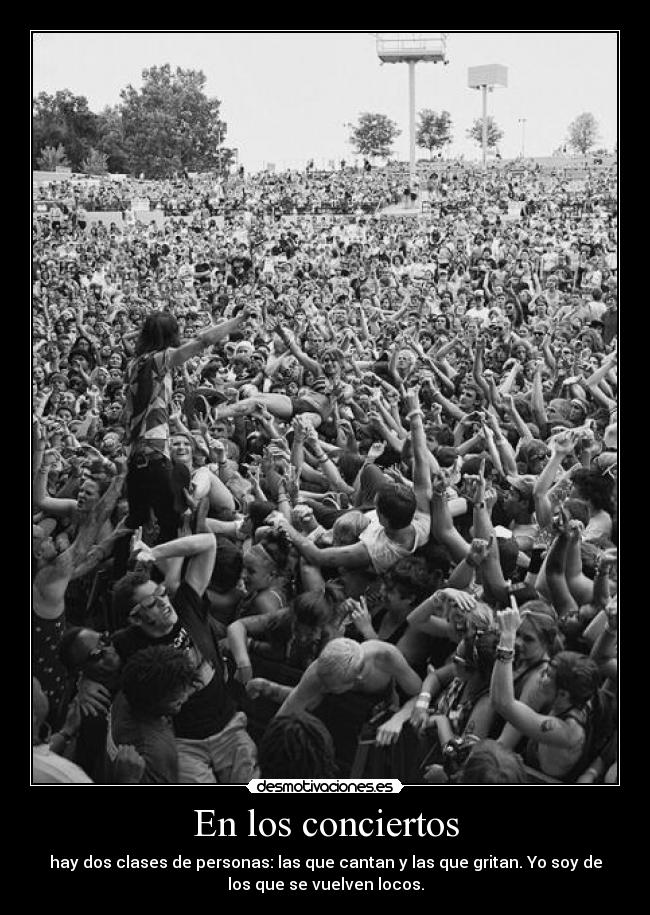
[32,31,618,172]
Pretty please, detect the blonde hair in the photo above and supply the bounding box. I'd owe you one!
[332,510,371,546]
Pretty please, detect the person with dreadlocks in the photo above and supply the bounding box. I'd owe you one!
[257,712,338,777]
[123,310,244,545]
[109,645,201,784]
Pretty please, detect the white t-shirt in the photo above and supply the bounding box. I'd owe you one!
[359,510,431,573]
[33,745,93,784]
[583,510,612,544]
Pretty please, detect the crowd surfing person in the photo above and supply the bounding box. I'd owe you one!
[32,158,617,783]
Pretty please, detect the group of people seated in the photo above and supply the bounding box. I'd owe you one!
[32,156,617,784]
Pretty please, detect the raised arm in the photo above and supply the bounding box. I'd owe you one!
[491,605,583,749]
[501,392,532,445]
[533,431,575,529]
[404,386,433,512]
[275,661,326,715]
[33,451,79,518]
[169,315,244,368]
[268,514,370,570]
[134,531,217,598]
[277,326,323,377]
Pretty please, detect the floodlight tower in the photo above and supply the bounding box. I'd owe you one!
[467,65,508,170]
[377,32,448,189]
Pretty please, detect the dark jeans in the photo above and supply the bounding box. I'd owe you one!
[126,455,179,543]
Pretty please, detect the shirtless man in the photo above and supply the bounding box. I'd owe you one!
[246,637,422,716]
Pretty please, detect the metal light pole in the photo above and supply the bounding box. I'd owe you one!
[377,33,448,192]
[481,85,489,171]
[408,60,416,188]
[468,65,508,172]
[518,117,527,158]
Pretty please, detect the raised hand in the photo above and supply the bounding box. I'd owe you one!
[441,588,477,614]
[129,526,155,565]
[468,536,492,566]
[567,518,583,544]
[366,441,386,462]
[552,505,571,535]
[501,392,515,412]
[349,595,374,636]
[431,471,448,499]
[496,602,521,646]
[405,385,421,414]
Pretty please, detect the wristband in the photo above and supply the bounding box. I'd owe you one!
[496,647,515,662]
[406,409,424,421]
[474,501,486,510]
[317,455,329,464]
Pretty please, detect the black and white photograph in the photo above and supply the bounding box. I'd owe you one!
[32,31,618,795]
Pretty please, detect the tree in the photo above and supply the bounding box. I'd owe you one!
[416,109,453,159]
[119,64,228,178]
[348,112,400,160]
[466,117,503,151]
[37,144,70,171]
[567,113,600,155]
[95,105,130,174]
[32,90,98,170]
[81,148,109,175]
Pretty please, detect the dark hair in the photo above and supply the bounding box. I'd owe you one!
[257,529,293,576]
[553,651,600,707]
[293,582,345,629]
[121,646,199,718]
[57,626,85,671]
[457,629,500,681]
[461,455,495,478]
[210,537,243,592]
[386,555,446,605]
[258,712,338,778]
[135,312,180,355]
[564,498,590,527]
[376,482,416,530]
[338,452,365,486]
[571,468,614,513]
[456,739,528,784]
[248,500,276,532]
[112,569,151,625]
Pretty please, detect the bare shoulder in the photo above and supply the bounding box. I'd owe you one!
[366,641,405,668]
